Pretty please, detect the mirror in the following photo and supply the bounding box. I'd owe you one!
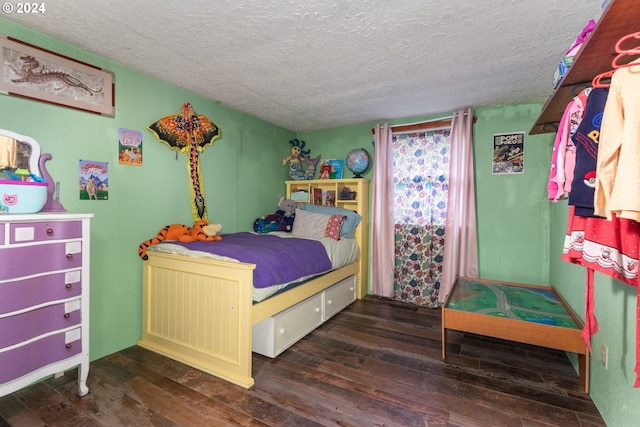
[0,128,41,179]
[0,128,65,212]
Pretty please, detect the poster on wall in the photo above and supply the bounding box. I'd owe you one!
[79,160,109,200]
[492,132,525,174]
[118,128,143,166]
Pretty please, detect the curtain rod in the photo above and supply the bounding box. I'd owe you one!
[371,114,477,134]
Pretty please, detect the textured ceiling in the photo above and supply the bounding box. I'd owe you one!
[3,0,603,131]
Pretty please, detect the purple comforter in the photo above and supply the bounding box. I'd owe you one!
[172,232,332,288]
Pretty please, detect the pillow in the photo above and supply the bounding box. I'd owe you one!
[297,203,361,238]
[324,214,346,240]
[291,209,331,238]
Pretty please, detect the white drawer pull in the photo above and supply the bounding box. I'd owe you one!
[279,328,286,335]
[327,299,333,305]
[349,287,354,291]
[315,307,320,313]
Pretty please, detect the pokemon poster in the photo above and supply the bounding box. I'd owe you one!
[79,159,108,200]
[492,132,525,174]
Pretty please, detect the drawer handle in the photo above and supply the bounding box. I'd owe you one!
[349,287,354,291]
[315,307,320,313]
[66,253,73,259]
[64,313,70,319]
[327,299,333,305]
[279,328,286,335]
[46,227,54,235]
[65,283,73,289]
[65,343,72,349]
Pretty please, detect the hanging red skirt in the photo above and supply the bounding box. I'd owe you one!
[563,206,640,386]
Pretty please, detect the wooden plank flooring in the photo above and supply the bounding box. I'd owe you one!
[0,296,606,426]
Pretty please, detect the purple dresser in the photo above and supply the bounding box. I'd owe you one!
[0,213,92,398]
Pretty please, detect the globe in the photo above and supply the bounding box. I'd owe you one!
[346,148,370,178]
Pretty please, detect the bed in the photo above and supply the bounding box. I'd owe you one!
[442,277,589,393]
[138,178,369,389]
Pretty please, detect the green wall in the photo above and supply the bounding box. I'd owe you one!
[0,18,294,361]
[302,105,639,425]
[2,17,638,426]
[473,104,552,284]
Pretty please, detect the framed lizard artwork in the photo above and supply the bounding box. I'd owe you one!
[0,34,114,117]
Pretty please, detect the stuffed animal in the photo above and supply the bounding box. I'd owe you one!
[277,197,296,217]
[282,139,320,180]
[276,197,296,232]
[190,219,222,241]
[253,213,286,233]
[138,220,222,260]
[253,198,296,233]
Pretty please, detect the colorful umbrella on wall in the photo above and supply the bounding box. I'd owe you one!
[148,103,221,221]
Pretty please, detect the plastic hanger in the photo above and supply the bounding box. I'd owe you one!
[592,31,640,88]
[592,70,614,88]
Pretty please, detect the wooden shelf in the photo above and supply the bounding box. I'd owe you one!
[530,0,640,135]
[286,178,369,299]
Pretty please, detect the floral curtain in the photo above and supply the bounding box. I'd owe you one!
[392,129,450,307]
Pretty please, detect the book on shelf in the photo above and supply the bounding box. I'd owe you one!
[312,188,336,206]
[323,190,336,206]
[323,159,344,179]
[313,188,323,205]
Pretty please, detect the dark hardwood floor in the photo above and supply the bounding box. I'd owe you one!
[0,296,606,427]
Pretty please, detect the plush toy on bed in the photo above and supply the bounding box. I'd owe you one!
[253,197,296,233]
[275,197,296,232]
[138,220,222,260]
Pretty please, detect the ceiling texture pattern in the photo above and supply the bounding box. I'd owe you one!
[3,0,603,131]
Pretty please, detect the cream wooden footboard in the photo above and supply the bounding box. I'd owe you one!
[138,250,359,388]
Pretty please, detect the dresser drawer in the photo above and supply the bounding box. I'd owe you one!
[0,327,82,384]
[0,300,81,348]
[324,275,356,320]
[253,293,323,357]
[0,271,82,315]
[0,242,82,280]
[9,221,82,244]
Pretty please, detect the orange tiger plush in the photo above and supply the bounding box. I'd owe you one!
[190,220,222,242]
[138,220,222,260]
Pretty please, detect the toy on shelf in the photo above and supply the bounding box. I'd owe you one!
[282,139,320,180]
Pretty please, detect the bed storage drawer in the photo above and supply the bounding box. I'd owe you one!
[252,275,357,358]
[253,293,323,358]
[324,275,356,319]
